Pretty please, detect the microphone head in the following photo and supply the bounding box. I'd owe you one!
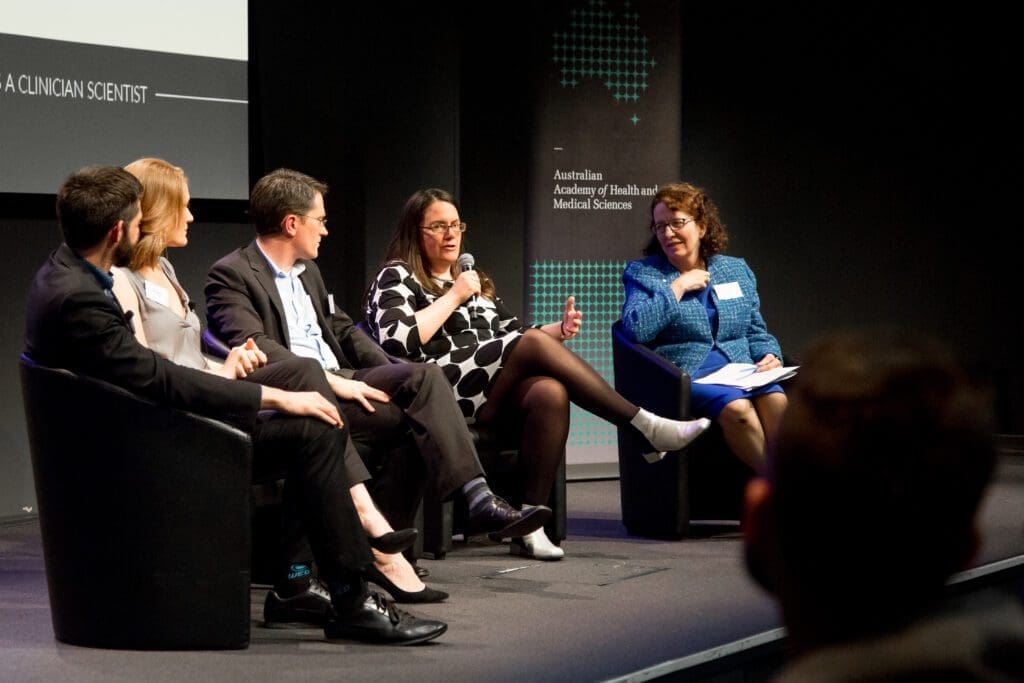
[458,252,475,272]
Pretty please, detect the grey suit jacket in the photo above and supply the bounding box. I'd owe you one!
[204,241,391,378]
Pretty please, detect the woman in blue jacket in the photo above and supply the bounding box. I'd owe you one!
[621,182,788,469]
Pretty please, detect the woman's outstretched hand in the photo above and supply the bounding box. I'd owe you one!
[560,295,583,340]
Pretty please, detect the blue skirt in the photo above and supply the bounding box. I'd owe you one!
[689,348,784,419]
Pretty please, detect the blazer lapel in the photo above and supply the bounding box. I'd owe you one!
[243,242,290,345]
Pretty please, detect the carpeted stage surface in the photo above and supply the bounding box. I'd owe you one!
[2,457,1022,682]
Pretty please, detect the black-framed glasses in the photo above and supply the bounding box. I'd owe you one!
[421,221,467,235]
[299,214,328,227]
[651,217,695,234]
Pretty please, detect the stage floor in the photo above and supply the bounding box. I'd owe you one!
[2,458,1022,682]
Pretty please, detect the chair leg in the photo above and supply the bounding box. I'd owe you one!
[421,490,453,560]
[546,457,568,543]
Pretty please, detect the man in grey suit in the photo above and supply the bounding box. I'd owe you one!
[204,169,549,554]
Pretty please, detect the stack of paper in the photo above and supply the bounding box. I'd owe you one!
[693,363,798,391]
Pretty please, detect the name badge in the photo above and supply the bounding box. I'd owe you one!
[327,293,337,315]
[144,279,170,307]
[713,282,743,300]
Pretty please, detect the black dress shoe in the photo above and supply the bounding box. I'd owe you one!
[464,497,552,539]
[324,591,447,645]
[364,564,448,604]
[263,578,334,628]
[368,528,418,554]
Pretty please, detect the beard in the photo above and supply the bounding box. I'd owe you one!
[111,228,135,268]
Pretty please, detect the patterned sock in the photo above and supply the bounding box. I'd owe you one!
[275,562,312,598]
[327,571,367,610]
[461,476,494,513]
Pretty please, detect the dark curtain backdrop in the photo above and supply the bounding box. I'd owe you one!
[677,4,1020,431]
[0,2,1018,519]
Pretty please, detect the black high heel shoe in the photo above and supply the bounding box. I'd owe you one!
[367,528,418,554]
[364,564,448,604]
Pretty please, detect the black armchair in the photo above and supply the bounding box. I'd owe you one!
[18,355,252,650]
[610,321,754,538]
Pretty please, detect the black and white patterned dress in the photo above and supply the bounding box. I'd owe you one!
[365,261,529,420]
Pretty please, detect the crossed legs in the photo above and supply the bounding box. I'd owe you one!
[487,375,570,508]
[480,329,637,428]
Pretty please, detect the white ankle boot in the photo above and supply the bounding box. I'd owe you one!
[635,412,712,463]
[511,528,564,561]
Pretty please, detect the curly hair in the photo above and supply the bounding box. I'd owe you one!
[642,181,729,262]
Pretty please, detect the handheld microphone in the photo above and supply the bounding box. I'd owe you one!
[457,252,477,315]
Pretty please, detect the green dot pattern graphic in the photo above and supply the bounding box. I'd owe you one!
[529,261,626,448]
[551,0,656,104]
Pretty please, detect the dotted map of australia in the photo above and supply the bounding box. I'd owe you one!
[552,0,656,125]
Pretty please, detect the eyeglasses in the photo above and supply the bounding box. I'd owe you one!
[421,221,467,235]
[651,217,695,234]
[299,214,328,227]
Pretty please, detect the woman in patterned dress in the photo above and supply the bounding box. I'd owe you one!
[364,188,711,560]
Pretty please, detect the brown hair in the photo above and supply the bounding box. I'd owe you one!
[249,168,327,236]
[56,166,142,251]
[380,188,495,299]
[769,327,995,627]
[643,181,729,261]
[123,158,188,270]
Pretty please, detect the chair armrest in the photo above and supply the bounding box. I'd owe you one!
[202,328,232,360]
[611,320,691,419]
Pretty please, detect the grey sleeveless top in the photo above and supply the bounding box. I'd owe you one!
[123,258,209,370]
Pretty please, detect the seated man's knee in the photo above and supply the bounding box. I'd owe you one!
[349,400,406,435]
[420,362,445,382]
[407,361,447,390]
[277,356,330,386]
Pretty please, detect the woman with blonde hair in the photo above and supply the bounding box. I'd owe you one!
[112,159,445,622]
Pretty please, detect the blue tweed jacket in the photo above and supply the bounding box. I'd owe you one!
[621,253,782,376]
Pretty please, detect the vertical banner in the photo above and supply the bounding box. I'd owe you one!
[526,0,681,477]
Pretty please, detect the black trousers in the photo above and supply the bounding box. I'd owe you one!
[344,362,484,527]
[243,358,372,582]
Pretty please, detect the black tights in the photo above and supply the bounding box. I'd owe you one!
[477,329,640,506]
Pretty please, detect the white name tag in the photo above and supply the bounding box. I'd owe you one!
[327,293,336,315]
[713,282,743,300]
[144,279,170,307]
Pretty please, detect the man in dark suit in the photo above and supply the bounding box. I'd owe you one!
[204,169,550,549]
[24,165,446,645]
